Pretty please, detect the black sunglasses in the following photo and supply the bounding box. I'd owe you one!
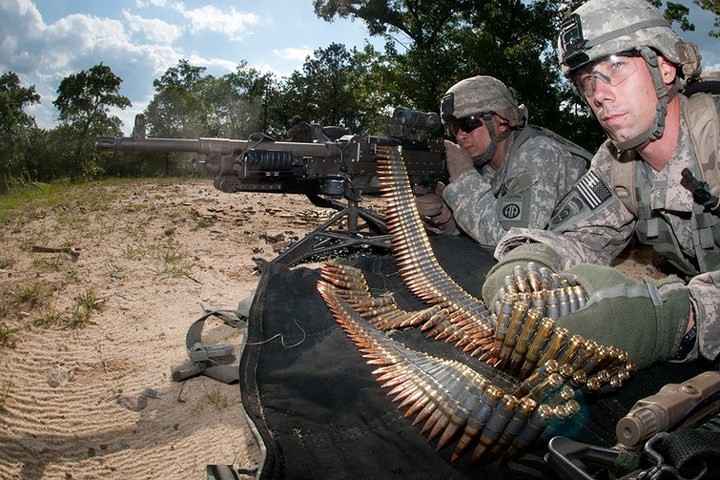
[447,115,484,137]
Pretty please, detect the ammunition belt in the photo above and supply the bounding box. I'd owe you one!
[317,146,634,465]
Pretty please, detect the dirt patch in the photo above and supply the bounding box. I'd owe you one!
[0,178,649,479]
[0,178,387,479]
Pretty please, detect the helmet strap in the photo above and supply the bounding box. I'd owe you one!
[613,47,679,151]
[473,113,511,167]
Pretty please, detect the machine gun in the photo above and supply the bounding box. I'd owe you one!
[96,107,446,267]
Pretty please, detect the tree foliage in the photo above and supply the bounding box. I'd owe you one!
[52,63,130,180]
[2,0,720,189]
[0,72,41,191]
[312,0,606,148]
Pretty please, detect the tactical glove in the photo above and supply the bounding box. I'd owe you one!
[555,264,692,369]
[481,242,563,304]
[414,183,456,233]
[444,140,476,181]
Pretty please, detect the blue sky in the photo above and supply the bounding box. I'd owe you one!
[1,0,718,136]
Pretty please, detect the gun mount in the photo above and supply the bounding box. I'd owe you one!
[96,108,446,267]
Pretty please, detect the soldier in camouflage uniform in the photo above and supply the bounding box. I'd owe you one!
[415,75,590,246]
[483,0,720,369]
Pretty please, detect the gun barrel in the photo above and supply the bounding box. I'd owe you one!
[95,136,247,155]
[95,136,346,158]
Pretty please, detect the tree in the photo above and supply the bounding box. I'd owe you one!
[279,43,369,131]
[208,62,277,138]
[144,59,208,138]
[661,0,720,37]
[53,63,130,180]
[312,0,598,146]
[0,72,41,191]
[693,0,720,37]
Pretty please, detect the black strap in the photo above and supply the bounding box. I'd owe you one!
[646,430,720,479]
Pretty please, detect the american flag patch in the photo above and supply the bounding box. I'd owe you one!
[576,170,612,209]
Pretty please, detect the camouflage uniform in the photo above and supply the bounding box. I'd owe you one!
[496,94,720,362]
[494,0,720,363]
[443,129,588,246]
[436,75,590,246]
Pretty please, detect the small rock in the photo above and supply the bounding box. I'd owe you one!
[47,365,72,388]
[117,396,148,412]
[141,387,159,399]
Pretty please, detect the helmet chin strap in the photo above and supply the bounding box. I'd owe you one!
[472,113,511,167]
[612,47,679,151]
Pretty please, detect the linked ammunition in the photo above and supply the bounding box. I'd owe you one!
[512,264,528,292]
[453,385,504,460]
[518,317,555,380]
[505,404,554,461]
[509,308,544,375]
[545,289,560,319]
[471,394,519,464]
[489,397,537,458]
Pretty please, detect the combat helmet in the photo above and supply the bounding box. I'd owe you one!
[557,0,701,149]
[440,75,526,128]
[440,76,527,165]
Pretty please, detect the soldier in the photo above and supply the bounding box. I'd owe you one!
[482,0,719,369]
[415,75,591,246]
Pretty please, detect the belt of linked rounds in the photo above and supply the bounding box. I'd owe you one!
[317,145,634,466]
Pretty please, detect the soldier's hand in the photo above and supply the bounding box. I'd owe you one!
[414,183,456,233]
[444,140,475,181]
[554,264,692,369]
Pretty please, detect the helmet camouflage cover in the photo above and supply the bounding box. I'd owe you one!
[557,0,701,80]
[440,75,527,128]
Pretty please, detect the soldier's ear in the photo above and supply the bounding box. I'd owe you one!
[494,116,510,133]
[658,56,678,86]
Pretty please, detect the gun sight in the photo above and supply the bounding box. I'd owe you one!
[392,107,441,132]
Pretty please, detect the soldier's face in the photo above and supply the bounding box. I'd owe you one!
[583,55,675,144]
[454,116,493,157]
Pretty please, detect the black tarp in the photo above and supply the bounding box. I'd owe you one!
[239,235,712,479]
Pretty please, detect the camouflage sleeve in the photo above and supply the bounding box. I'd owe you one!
[687,270,720,362]
[442,169,499,245]
[442,135,586,246]
[494,145,636,266]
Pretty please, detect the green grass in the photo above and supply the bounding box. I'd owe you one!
[150,239,195,280]
[0,177,185,226]
[11,282,46,307]
[0,324,18,347]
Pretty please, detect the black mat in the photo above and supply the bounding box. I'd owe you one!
[239,234,712,479]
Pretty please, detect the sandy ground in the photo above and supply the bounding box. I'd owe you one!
[0,178,652,480]
[0,178,387,480]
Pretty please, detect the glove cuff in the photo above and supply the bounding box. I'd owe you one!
[656,288,692,363]
[500,242,562,272]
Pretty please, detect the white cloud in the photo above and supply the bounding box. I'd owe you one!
[173,3,259,41]
[123,10,183,44]
[273,47,313,62]
[135,0,169,7]
[185,53,238,74]
[41,15,128,71]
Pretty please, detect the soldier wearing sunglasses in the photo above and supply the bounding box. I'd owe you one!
[415,75,591,247]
